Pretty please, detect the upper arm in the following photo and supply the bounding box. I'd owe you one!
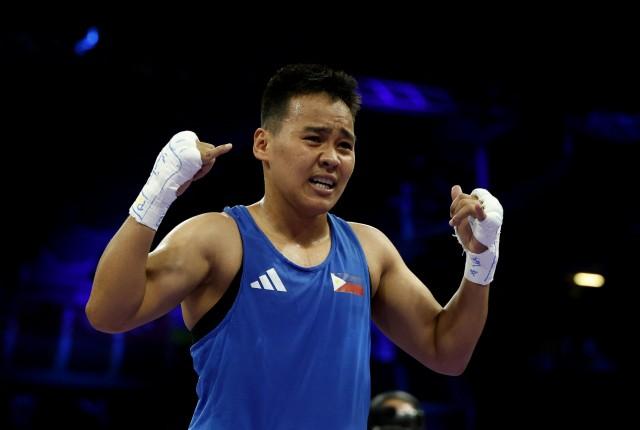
[128,212,237,329]
[351,223,443,367]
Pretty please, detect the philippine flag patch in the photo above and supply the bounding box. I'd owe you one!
[331,273,364,297]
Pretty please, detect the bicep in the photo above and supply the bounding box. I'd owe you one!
[128,224,213,329]
[371,239,443,367]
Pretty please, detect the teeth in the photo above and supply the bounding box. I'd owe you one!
[310,177,335,188]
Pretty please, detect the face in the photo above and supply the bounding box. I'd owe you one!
[254,93,356,216]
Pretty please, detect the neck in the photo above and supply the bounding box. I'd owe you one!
[250,195,329,247]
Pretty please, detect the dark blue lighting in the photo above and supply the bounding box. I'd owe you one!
[359,77,455,114]
[74,26,99,56]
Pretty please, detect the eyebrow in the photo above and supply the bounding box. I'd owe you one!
[302,126,356,143]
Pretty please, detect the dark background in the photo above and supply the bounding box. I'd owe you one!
[2,18,638,429]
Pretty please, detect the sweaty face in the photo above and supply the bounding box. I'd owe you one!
[265,93,356,216]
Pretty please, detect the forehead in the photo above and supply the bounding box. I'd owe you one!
[283,93,354,131]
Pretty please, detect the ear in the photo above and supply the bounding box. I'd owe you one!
[253,128,270,161]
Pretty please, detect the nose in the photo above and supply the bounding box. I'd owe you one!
[319,147,339,169]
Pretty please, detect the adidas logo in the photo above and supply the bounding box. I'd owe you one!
[250,268,287,292]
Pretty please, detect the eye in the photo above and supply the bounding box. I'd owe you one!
[339,142,354,151]
[304,136,321,143]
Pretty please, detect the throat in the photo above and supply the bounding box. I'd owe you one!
[250,199,330,245]
[247,201,333,267]
[277,237,332,268]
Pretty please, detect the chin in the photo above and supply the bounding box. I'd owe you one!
[306,202,335,216]
[301,197,338,216]
[295,185,346,216]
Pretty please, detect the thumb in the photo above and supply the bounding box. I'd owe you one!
[451,184,462,201]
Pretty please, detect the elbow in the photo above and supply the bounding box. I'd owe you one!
[423,349,471,376]
[84,301,129,334]
[429,359,468,377]
[438,353,471,376]
[440,363,467,377]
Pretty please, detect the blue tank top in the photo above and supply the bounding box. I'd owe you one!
[188,205,371,429]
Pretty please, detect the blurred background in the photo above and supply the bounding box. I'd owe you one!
[2,18,638,429]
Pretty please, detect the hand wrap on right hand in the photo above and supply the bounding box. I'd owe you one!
[129,131,202,230]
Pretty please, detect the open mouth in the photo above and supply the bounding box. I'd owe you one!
[309,176,336,190]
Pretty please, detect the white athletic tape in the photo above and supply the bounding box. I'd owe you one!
[454,188,503,285]
[463,230,500,285]
[129,131,202,230]
[468,188,503,248]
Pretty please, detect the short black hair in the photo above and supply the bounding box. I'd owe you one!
[260,64,361,133]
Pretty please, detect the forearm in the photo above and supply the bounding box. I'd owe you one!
[86,216,155,332]
[434,186,502,373]
[434,279,489,375]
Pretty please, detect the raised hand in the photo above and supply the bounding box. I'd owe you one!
[130,131,233,230]
[449,185,487,254]
[449,185,504,285]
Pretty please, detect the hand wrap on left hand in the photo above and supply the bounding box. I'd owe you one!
[455,188,503,285]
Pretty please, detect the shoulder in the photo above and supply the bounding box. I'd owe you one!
[158,211,241,260]
[347,222,394,251]
[347,222,400,295]
[163,211,238,240]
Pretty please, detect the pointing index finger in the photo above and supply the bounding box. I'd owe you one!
[203,143,233,162]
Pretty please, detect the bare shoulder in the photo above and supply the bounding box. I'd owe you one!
[348,222,395,252]
[348,222,399,295]
[156,211,241,264]
[161,211,238,241]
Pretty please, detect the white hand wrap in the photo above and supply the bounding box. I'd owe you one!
[129,131,202,230]
[455,188,503,285]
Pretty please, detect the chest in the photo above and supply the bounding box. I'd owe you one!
[274,240,331,268]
